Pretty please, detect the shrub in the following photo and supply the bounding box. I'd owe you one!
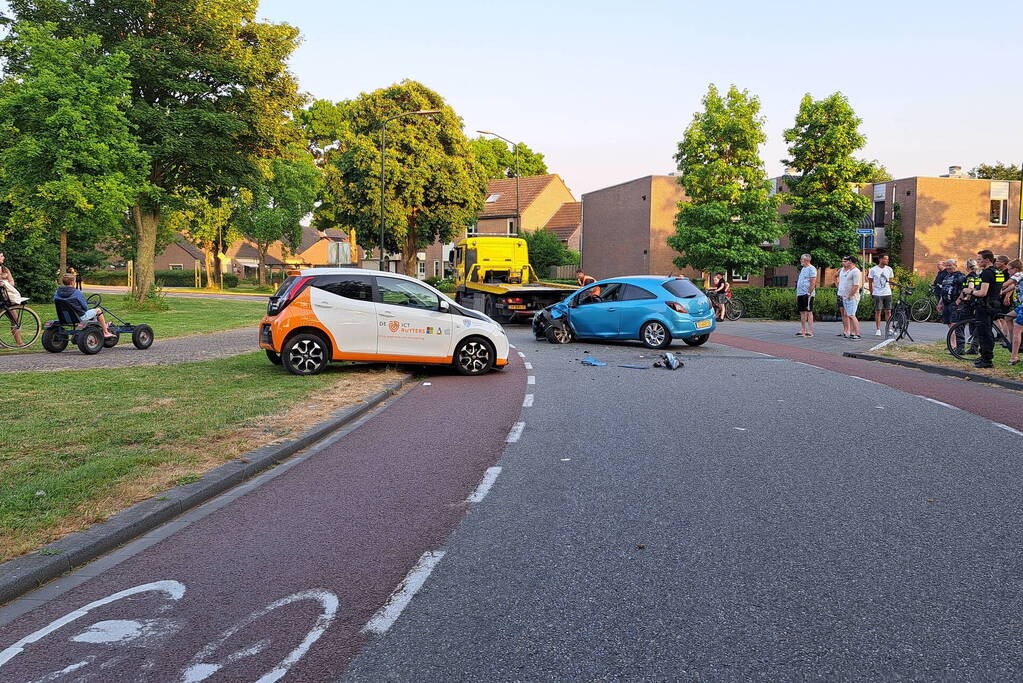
[730,286,882,321]
[85,269,238,288]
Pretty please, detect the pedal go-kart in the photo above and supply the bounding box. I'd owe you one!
[42,294,154,355]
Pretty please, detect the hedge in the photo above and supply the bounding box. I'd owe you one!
[85,269,239,289]
[730,285,932,321]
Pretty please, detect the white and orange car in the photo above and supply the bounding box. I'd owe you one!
[258,268,509,376]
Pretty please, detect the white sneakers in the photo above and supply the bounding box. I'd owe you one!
[875,329,882,336]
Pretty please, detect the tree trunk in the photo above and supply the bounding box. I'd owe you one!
[132,205,158,301]
[59,229,68,280]
[257,244,268,287]
[203,248,216,290]
[401,217,418,278]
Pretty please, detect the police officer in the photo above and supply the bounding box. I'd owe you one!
[970,250,999,368]
[938,259,967,349]
[957,258,982,355]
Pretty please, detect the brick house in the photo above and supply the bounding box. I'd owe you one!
[542,201,582,251]
[422,174,578,280]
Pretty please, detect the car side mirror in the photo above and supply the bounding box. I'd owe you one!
[439,300,450,312]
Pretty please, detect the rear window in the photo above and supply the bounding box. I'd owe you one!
[662,279,702,298]
[272,277,296,298]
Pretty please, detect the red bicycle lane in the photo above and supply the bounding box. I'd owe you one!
[713,332,1023,433]
[0,356,526,681]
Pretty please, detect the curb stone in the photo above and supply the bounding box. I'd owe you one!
[843,352,1023,392]
[0,374,415,606]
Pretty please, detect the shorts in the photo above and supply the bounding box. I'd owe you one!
[872,295,892,311]
[842,296,860,316]
[940,303,957,325]
[797,294,814,313]
[80,308,99,322]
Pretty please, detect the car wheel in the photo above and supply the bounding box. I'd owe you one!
[77,326,104,355]
[131,324,154,350]
[282,333,329,376]
[266,349,283,365]
[454,337,494,376]
[640,321,671,349]
[103,333,120,348]
[683,334,710,346]
[545,325,572,344]
[41,326,69,353]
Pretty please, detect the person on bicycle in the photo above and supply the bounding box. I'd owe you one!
[867,254,895,336]
[1005,258,1022,366]
[708,272,729,322]
[0,251,27,347]
[54,274,113,338]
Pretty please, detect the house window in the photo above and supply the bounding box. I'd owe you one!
[467,223,479,236]
[991,200,1008,225]
[169,264,183,271]
[730,271,749,283]
[485,193,500,203]
[507,219,516,235]
[417,260,426,278]
[873,201,885,227]
[433,260,441,277]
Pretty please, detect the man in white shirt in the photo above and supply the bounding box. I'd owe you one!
[867,254,895,336]
[838,255,863,339]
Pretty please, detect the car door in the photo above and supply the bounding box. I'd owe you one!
[617,283,660,338]
[375,276,454,360]
[568,283,623,338]
[310,274,377,354]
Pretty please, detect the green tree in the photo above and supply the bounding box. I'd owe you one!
[522,228,576,276]
[163,190,239,289]
[781,92,874,280]
[319,80,487,276]
[236,150,322,286]
[5,0,304,300]
[0,23,148,279]
[861,161,893,183]
[968,162,1022,180]
[668,84,785,277]
[469,137,548,179]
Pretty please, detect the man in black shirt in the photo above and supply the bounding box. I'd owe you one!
[971,250,998,368]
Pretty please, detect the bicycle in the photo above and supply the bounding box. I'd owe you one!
[0,287,42,349]
[910,292,937,322]
[723,292,745,321]
[945,312,1012,361]
[884,283,915,341]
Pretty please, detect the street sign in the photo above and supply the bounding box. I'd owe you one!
[856,228,874,235]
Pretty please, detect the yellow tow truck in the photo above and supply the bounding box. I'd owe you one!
[451,236,578,323]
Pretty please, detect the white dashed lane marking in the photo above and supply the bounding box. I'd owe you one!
[466,467,502,503]
[523,362,533,370]
[994,423,1023,437]
[522,394,534,408]
[362,551,445,635]
[917,395,958,410]
[527,376,535,385]
[506,422,526,443]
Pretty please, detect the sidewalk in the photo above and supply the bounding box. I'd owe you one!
[715,319,947,357]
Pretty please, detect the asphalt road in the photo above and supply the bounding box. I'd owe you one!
[345,328,1023,680]
[2,325,1023,680]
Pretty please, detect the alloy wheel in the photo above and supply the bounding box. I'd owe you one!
[458,340,491,374]
[287,338,325,373]
[644,322,666,347]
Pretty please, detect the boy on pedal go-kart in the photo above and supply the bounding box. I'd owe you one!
[54,274,113,339]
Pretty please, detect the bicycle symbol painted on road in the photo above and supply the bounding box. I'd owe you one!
[0,581,339,682]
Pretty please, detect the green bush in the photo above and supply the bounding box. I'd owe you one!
[730,286,886,321]
[85,269,238,289]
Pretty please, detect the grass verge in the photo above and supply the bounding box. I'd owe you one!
[0,352,404,562]
[2,294,266,354]
[879,340,1023,382]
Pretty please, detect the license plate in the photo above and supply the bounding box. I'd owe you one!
[508,305,527,310]
[696,319,712,329]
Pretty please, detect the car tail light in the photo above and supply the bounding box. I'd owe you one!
[505,297,523,304]
[666,301,688,313]
[271,276,314,315]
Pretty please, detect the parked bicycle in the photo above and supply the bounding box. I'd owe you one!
[910,292,937,322]
[884,283,915,341]
[0,287,41,349]
[945,314,1012,361]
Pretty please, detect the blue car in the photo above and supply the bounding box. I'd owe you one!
[531,276,716,349]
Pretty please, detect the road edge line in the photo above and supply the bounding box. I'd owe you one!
[0,374,416,607]
[362,550,446,635]
[843,352,1023,392]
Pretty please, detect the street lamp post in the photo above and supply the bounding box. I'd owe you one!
[379,109,440,271]
[477,130,519,236]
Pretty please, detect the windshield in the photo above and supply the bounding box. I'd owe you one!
[661,279,702,298]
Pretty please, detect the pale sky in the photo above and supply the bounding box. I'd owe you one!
[6,0,1021,197]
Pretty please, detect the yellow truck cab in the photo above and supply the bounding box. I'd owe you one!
[452,236,577,322]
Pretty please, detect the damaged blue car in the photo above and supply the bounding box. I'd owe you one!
[531,276,716,349]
